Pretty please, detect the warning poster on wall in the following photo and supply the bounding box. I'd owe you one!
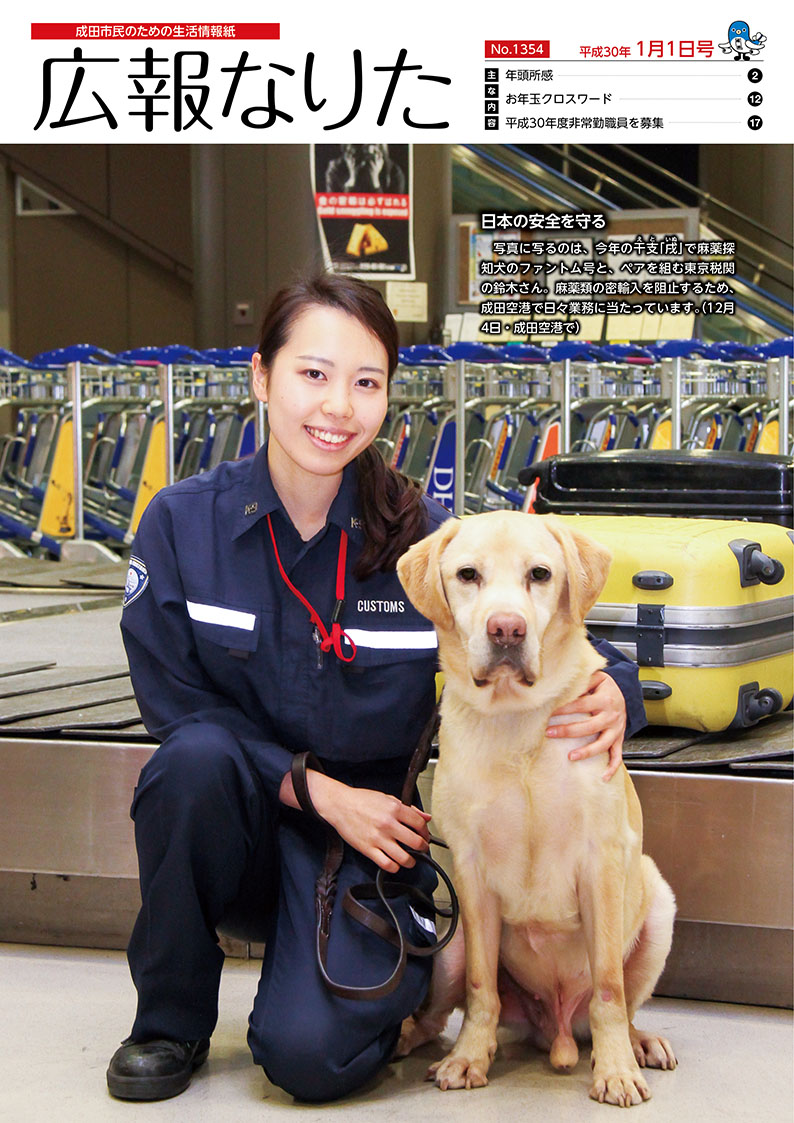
[311,144,415,280]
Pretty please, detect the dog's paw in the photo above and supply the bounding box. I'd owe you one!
[394,1016,419,1058]
[427,1055,490,1090]
[629,1027,677,1070]
[589,1068,651,1107]
[395,1011,449,1058]
[395,1015,439,1057]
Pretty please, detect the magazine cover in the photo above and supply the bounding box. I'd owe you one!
[0,1,792,1119]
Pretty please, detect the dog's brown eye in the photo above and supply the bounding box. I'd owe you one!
[457,566,479,583]
[529,565,551,582]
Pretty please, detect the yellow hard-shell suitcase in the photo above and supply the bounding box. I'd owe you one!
[562,515,794,732]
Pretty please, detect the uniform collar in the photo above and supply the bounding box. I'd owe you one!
[326,461,365,541]
[231,443,365,543]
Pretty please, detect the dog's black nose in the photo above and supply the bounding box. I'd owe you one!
[487,613,526,648]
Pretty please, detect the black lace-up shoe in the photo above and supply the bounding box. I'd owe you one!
[106,1037,210,1100]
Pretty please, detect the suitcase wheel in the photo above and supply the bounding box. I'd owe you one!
[730,539,786,588]
[730,683,784,729]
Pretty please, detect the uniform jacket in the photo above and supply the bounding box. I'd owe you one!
[122,446,645,801]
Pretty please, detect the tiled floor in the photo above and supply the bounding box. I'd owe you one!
[2,942,792,1122]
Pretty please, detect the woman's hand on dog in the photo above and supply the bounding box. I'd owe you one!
[281,770,432,872]
[546,670,627,782]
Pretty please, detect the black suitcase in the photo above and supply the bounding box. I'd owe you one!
[520,450,794,527]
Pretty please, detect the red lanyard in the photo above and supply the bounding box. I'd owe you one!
[266,513,357,663]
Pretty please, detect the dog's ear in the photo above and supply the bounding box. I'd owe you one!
[397,518,461,630]
[544,517,612,624]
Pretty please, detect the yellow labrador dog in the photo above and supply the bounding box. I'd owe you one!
[396,511,676,1107]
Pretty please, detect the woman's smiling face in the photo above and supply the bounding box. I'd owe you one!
[252,303,389,486]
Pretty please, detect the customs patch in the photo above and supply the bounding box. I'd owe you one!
[123,556,149,607]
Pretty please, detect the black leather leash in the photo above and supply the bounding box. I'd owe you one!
[290,706,459,1001]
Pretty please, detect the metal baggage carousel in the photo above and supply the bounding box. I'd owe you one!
[1,556,792,1006]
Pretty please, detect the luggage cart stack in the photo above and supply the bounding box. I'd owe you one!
[0,346,116,557]
[0,343,262,558]
[418,343,542,513]
[378,345,448,472]
[0,350,67,557]
[651,337,792,456]
[467,345,555,512]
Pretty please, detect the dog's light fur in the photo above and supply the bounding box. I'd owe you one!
[396,511,676,1106]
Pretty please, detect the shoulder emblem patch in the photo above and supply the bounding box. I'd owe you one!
[123,556,149,607]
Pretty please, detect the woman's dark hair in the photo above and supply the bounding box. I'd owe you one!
[256,272,427,579]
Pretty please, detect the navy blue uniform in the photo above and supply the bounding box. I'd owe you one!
[121,444,645,1101]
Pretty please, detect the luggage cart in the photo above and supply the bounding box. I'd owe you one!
[469,350,554,511]
[384,347,451,473]
[420,344,514,511]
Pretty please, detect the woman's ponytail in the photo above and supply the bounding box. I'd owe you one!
[354,447,427,580]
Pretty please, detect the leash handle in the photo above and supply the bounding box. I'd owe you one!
[290,706,459,1002]
[399,705,440,806]
[291,750,408,1000]
[290,750,326,822]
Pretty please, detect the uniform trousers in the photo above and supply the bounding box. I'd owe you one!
[127,723,434,1102]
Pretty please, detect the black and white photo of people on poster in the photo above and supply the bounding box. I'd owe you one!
[311,144,415,279]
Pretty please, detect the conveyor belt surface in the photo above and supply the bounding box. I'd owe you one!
[1,698,140,734]
[0,661,56,677]
[0,558,126,590]
[0,666,129,699]
[0,657,791,770]
[0,661,138,736]
[0,675,134,724]
[627,712,793,770]
[622,728,709,759]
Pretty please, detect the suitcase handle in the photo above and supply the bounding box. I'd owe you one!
[633,571,674,591]
[729,539,785,587]
[641,681,673,701]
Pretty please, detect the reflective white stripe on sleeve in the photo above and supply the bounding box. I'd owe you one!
[186,600,257,631]
[344,628,438,650]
